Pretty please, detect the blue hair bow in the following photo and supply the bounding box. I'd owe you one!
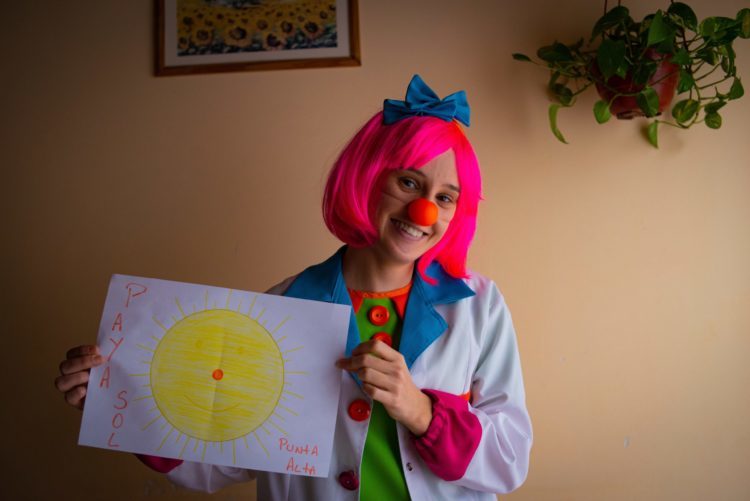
[383,74,470,127]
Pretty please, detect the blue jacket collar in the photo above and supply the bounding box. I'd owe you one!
[282,246,475,369]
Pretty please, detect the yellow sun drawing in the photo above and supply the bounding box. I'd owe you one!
[131,290,305,464]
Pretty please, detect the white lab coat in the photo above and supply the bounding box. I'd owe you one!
[166,249,532,499]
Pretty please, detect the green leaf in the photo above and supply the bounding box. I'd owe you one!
[550,83,574,105]
[654,37,676,56]
[668,2,698,31]
[647,121,659,148]
[548,104,568,144]
[728,78,744,100]
[677,69,695,93]
[671,48,690,66]
[648,10,675,46]
[636,86,660,117]
[699,17,718,38]
[633,60,658,86]
[720,53,736,75]
[671,99,700,123]
[548,71,561,88]
[537,43,573,63]
[697,48,720,65]
[591,6,631,40]
[700,17,740,44]
[718,44,736,61]
[719,45,737,75]
[597,38,628,79]
[705,100,726,114]
[593,100,612,123]
[512,53,532,62]
[738,8,750,38]
[705,112,722,129]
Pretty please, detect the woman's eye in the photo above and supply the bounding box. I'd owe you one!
[398,177,418,190]
[437,194,455,204]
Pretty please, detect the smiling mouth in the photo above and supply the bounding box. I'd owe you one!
[184,394,240,413]
[392,219,427,239]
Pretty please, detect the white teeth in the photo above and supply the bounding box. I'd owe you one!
[394,220,424,238]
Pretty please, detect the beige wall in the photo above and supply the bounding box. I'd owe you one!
[3,1,749,499]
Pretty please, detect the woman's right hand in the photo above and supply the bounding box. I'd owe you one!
[54,345,104,410]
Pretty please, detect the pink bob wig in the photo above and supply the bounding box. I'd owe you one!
[322,111,483,283]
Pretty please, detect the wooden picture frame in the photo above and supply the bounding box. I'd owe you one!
[156,0,360,76]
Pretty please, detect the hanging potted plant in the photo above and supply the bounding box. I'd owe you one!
[512,1,749,147]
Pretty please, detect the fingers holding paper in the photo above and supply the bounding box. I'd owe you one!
[55,344,103,410]
[336,339,433,436]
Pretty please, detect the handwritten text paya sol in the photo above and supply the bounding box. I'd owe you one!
[100,282,147,448]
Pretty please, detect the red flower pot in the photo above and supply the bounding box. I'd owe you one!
[594,50,680,119]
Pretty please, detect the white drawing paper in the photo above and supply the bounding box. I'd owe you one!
[79,274,350,478]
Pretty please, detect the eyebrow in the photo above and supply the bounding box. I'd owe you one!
[406,169,461,193]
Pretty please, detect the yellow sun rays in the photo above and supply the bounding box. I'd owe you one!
[129,289,305,465]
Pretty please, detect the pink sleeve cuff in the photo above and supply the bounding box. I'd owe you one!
[136,454,183,474]
[413,389,482,481]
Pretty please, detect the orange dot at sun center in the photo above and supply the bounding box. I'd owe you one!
[212,369,224,380]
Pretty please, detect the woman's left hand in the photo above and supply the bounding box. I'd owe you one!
[336,339,433,436]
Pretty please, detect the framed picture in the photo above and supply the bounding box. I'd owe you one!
[156,0,360,76]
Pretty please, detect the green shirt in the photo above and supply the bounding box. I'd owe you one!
[352,294,410,501]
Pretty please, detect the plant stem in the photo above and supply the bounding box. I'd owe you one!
[693,63,721,81]
[697,76,731,90]
[655,119,688,129]
[689,40,709,54]
[680,27,699,103]
[688,85,703,127]
[571,81,595,96]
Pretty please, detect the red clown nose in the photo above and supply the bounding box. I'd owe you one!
[407,198,438,226]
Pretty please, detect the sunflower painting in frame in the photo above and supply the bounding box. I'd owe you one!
[157,0,360,75]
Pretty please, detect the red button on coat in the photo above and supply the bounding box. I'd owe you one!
[347,399,371,421]
[372,332,392,347]
[338,470,359,490]
[367,305,390,326]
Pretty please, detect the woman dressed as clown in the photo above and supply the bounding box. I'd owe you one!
[55,75,532,500]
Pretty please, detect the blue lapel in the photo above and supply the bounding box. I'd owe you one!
[282,247,475,369]
[400,261,476,368]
